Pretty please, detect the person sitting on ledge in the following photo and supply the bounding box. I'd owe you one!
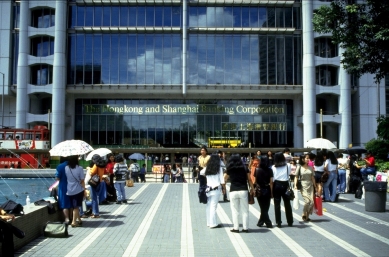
[0,207,16,257]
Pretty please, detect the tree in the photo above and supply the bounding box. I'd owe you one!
[376,116,389,140]
[313,0,389,83]
[365,116,389,160]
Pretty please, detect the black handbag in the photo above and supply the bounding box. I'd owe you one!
[248,191,255,204]
[321,173,329,183]
[44,222,68,238]
[296,166,302,190]
[34,199,56,214]
[88,174,100,188]
[285,165,295,201]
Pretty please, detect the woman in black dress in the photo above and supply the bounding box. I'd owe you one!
[254,156,274,228]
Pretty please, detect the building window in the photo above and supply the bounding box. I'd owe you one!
[69,5,181,28]
[188,6,297,28]
[316,65,338,86]
[30,64,53,85]
[14,4,20,29]
[31,8,55,28]
[314,38,338,58]
[30,36,54,57]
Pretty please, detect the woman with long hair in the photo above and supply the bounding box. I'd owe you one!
[249,158,260,187]
[200,154,225,229]
[294,154,316,222]
[254,156,273,228]
[224,154,254,233]
[163,164,171,183]
[323,151,338,202]
[267,151,274,168]
[272,152,294,228]
[65,155,85,227]
[105,153,117,202]
[314,151,326,198]
[89,154,108,218]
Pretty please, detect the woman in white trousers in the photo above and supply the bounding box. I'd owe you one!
[200,154,226,228]
[224,154,254,233]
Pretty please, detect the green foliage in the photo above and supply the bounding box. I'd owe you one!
[376,116,389,140]
[313,0,389,83]
[375,159,389,172]
[365,138,389,160]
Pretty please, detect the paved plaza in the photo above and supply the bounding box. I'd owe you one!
[15,183,389,257]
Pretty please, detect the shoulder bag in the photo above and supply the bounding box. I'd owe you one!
[284,165,295,201]
[44,221,68,238]
[296,166,302,190]
[88,174,100,188]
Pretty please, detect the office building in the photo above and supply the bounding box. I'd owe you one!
[0,0,387,149]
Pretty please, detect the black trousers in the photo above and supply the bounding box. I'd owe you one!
[256,186,272,224]
[273,181,294,225]
[0,220,15,257]
[139,174,146,182]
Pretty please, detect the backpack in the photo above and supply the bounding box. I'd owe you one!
[34,199,56,214]
[1,200,24,216]
[130,163,140,173]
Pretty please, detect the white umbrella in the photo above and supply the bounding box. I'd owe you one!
[128,153,145,160]
[306,138,337,149]
[49,140,94,157]
[85,148,112,161]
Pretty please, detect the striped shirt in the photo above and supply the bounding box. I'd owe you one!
[114,163,128,183]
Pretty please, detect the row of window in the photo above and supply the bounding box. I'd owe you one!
[76,122,292,147]
[69,6,301,29]
[74,98,293,146]
[68,34,302,86]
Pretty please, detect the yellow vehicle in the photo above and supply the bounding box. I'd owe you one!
[208,137,241,148]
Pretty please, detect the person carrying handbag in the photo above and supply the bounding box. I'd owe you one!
[294,154,316,222]
[224,154,254,233]
[272,152,294,228]
[254,156,274,228]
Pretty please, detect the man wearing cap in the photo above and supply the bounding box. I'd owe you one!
[359,151,376,181]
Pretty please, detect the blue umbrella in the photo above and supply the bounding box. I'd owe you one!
[128,153,145,160]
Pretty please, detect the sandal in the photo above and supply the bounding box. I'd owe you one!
[71,222,81,227]
[90,215,100,218]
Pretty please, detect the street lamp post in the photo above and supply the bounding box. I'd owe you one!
[0,72,4,127]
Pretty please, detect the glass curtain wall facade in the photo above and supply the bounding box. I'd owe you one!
[67,2,301,148]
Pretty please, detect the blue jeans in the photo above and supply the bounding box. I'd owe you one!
[98,181,107,203]
[114,182,126,201]
[164,174,170,183]
[323,171,338,202]
[90,184,100,215]
[360,166,376,181]
[337,169,346,193]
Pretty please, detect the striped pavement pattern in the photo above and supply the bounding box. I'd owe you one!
[16,183,389,257]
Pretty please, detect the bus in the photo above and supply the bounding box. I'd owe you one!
[0,125,50,168]
[208,137,242,148]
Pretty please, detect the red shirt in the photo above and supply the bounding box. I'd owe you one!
[366,156,375,167]
[106,162,115,174]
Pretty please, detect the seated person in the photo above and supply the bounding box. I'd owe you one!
[0,207,16,257]
[355,151,376,181]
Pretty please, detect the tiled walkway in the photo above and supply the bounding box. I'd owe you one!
[15,183,389,257]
